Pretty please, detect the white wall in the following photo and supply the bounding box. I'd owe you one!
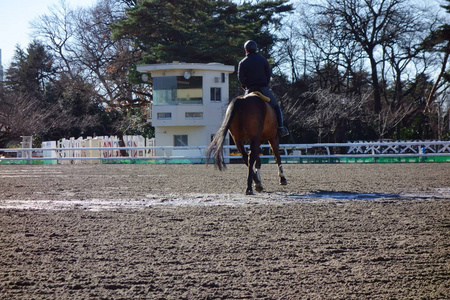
[154,126,212,156]
[142,63,234,149]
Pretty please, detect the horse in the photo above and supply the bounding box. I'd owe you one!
[206,93,288,195]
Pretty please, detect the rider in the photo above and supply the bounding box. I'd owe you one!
[238,40,289,137]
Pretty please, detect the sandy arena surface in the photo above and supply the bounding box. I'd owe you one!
[0,163,449,299]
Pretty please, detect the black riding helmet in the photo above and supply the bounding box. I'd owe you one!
[244,40,257,53]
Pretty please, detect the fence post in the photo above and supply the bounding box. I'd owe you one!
[42,141,57,164]
[20,136,32,163]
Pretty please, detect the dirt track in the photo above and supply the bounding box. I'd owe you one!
[0,163,449,299]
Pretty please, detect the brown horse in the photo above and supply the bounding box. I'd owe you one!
[206,93,287,195]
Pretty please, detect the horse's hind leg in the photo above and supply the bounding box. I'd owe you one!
[245,141,261,195]
[277,164,287,185]
[269,139,287,185]
[253,155,264,192]
[246,153,255,195]
[246,159,254,195]
[235,141,254,195]
[235,142,248,166]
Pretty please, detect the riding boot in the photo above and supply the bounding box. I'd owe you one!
[275,106,289,137]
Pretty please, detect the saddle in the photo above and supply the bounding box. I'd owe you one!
[243,91,270,103]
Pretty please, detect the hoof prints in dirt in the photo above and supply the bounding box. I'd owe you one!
[1,200,449,299]
[0,164,449,299]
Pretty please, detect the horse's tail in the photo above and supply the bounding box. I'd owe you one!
[206,97,240,171]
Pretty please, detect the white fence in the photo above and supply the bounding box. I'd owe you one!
[53,136,155,164]
[0,137,449,164]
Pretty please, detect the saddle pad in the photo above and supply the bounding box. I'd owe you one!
[244,91,270,102]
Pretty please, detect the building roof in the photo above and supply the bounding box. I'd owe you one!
[137,62,235,73]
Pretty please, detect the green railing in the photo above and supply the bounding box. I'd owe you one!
[1,141,449,165]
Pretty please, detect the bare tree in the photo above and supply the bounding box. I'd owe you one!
[424,90,449,139]
[32,0,143,110]
[278,0,446,140]
[0,93,59,145]
[293,0,442,112]
[31,0,77,78]
[286,88,370,143]
[373,98,418,138]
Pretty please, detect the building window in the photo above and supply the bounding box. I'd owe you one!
[185,112,203,119]
[157,112,172,119]
[153,76,203,105]
[174,135,188,146]
[210,87,221,102]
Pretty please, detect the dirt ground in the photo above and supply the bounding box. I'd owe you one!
[0,163,449,299]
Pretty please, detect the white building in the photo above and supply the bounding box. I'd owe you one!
[136,62,235,158]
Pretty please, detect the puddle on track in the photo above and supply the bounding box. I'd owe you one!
[290,191,401,200]
[0,190,448,211]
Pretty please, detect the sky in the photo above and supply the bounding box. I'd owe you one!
[0,0,96,68]
[0,0,447,71]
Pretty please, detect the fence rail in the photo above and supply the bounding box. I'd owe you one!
[1,140,449,164]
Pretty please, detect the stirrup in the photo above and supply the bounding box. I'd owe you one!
[278,126,289,137]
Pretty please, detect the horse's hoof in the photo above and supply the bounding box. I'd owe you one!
[246,189,254,195]
[280,178,288,185]
[255,185,264,192]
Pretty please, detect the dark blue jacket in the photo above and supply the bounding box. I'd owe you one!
[238,53,271,89]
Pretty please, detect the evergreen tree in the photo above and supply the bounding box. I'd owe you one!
[1,41,108,145]
[111,0,292,66]
[5,41,55,101]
